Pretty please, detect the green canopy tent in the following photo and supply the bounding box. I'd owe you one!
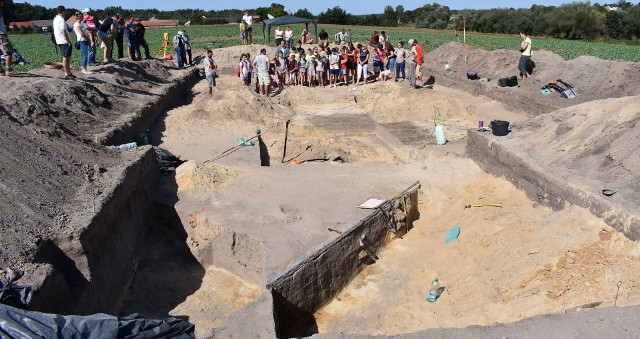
[262,15,318,44]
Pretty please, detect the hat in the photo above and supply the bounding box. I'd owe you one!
[178,31,184,36]
[82,8,91,13]
[408,39,415,45]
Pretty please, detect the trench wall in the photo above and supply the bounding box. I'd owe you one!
[267,182,420,338]
[466,129,640,240]
[98,68,199,146]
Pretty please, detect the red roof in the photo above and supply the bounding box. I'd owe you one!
[140,20,178,27]
[9,21,34,29]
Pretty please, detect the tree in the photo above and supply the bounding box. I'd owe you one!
[294,8,314,19]
[574,8,604,40]
[189,11,204,25]
[317,6,348,24]
[604,9,635,39]
[382,5,398,27]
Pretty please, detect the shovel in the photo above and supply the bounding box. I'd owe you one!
[556,79,582,98]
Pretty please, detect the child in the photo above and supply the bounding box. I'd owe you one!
[329,48,340,88]
[376,69,392,82]
[298,52,307,86]
[287,54,298,85]
[316,50,325,87]
[277,51,287,87]
[82,8,96,31]
[240,21,247,45]
[239,54,250,86]
[269,60,280,90]
[307,55,317,87]
[340,46,349,85]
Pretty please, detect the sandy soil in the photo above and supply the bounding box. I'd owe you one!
[151,42,639,335]
[315,173,640,335]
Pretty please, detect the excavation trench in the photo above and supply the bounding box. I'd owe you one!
[17,47,639,338]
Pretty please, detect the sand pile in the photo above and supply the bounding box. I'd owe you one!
[175,161,243,192]
[425,42,640,115]
[512,95,639,208]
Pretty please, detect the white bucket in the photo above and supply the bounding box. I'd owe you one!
[435,125,446,145]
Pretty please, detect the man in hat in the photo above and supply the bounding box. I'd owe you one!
[0,0,15,76]
[172,31,186,68]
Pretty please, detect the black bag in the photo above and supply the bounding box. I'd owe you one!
[499,76,519,87]
[467,71,479,80]
[74,42,81,50]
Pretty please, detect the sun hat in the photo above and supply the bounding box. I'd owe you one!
[82,8,91,13]
[408,39,415,45]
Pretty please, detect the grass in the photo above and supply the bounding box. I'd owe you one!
[6,24,639,72]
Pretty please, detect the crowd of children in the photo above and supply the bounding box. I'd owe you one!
[236,34,424,95]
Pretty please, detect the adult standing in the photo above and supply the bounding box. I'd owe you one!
[183,30,192,65]
[368,31,379,48]
[0,0,15,76]
[385,41,395,80]
[242,10,253,45]
[275,39,289,60]
[415,39,424,85]
[284,26,293,48]
[355,43,369,85]
[125,16,138,60]
[518,31,532,79]
[334,28,346,45]
[274,25,284,47]
[136,20,150,59]
[53,6,74,79]
[173,31,186,69]
[114,15,124,59]
[395,41,406,81]
[407,39,418,89]
[73,11,93,74]
[203,49,218,95]
[379,31,389,44]
[81,8,97,65]
[97,13,115,63]
[252,48,270,96]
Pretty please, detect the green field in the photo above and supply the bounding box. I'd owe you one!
[6,24,639,72]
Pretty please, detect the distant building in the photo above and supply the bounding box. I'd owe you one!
[605,6,620,11]
[8,21,34,29]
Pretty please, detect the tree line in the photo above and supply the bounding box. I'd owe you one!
[4,0,640,41]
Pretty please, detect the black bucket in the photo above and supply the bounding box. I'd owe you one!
[491,120,510,136]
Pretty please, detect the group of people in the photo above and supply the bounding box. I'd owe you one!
[235,34,426,96]
[51,5,152,79]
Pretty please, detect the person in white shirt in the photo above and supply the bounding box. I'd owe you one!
[518,31,532,79]
[73,11,93,74]
[334,28,346,45]
[242,10,253,45]
[53,5,74,79]
[252,48,270,95]
[274,25,283,47]
[203,49,217,95]
[284,26,293,48]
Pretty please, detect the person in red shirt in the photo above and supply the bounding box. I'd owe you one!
[340,45,349,85]
[415,40,424,85]
[368,31,379,48]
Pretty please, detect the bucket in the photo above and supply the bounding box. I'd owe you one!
[435,125,446,145]
[491,120,510,136]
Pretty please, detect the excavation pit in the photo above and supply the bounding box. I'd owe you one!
[2,43,640,338]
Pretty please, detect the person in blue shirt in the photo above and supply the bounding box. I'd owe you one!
[125,16,138,61]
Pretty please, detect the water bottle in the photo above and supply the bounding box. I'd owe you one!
[427,277,439,303]
[118,142,137,151]
[435,125,446,145]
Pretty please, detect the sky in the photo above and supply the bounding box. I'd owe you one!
[21,1,576,15]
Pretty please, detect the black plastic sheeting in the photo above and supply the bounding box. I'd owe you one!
[0,304,195,338]
[0,270,33,309]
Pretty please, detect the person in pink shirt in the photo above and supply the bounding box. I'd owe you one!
[81,8,96,30]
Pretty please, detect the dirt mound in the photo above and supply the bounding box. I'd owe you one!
[175,161,243,191]
[425,42,640,115]
[511,95,639,209]
[0,60,183,269]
